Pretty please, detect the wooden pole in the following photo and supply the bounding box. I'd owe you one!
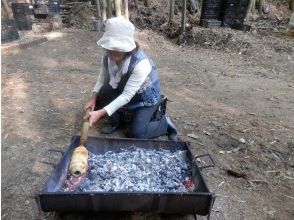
[181,0,187,33]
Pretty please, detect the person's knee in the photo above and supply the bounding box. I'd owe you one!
[130,126,147,139]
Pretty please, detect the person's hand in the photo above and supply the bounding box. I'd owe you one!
[84,94,98,111]
[88,109,107,126]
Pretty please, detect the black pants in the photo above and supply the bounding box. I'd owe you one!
[96,84,168,139]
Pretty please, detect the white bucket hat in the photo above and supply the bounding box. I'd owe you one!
[97,16,136,52]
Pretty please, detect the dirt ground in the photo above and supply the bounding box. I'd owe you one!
[1,4,294,220]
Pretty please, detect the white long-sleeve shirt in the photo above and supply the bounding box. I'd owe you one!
[93,56,152,116]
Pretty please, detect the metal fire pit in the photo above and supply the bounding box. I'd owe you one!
[37,136,215,217]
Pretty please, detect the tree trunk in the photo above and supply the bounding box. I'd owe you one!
[95,0,101,20]
[251,0,256,13]
[2,0,13,19]
[101,0,107,21]
[181,0,187,33]
[257,0,264,14]
[107,0,112,18]
[124,0,129,19]
[245,0,255,21]
[115,0,122,16]
[290,0,294,11]
[169,0,175,23]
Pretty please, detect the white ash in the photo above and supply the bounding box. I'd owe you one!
[77,146,195,193]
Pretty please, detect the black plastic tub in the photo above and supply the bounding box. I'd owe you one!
[37,136,215,217]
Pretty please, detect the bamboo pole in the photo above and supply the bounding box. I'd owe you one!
[79,108,91,146]
[181,0,187,33]
[68,108,91,177]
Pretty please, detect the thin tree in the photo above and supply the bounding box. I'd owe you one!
[124,0,129,20]
[257,0,264,14]
[95,0,101,20]
[2,0,13,19]
[245,0,255,21]
[115,0,122,16]
[101,0,107,21]
[107,0,112,18]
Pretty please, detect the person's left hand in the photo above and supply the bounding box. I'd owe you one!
[88,109,107,126]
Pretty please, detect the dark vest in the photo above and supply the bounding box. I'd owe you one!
[103,49,161,110]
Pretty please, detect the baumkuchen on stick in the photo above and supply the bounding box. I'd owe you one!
[68,108,91,177]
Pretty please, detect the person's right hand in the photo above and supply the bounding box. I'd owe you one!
[84,97,96,111]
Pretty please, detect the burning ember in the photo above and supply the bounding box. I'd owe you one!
[61,175,85,192]
[61,146,195,193]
